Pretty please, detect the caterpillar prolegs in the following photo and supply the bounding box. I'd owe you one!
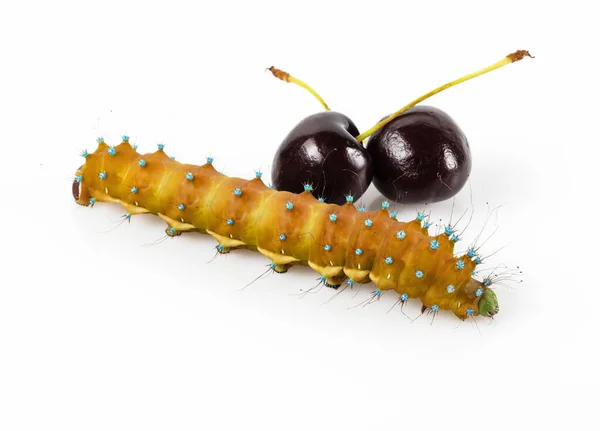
[73,137,499,321]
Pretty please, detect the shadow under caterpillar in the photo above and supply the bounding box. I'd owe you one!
[73,137,499,321]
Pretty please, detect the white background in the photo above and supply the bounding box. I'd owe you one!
[1,1,597,429]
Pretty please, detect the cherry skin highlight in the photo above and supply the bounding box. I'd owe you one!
[366,105,471,204]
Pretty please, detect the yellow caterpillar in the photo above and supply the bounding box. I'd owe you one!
[73,137,498,320]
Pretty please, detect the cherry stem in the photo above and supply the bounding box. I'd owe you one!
[354,50,534,143]
[268,66,330,111]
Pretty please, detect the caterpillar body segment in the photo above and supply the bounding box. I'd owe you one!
[73,138,498,320]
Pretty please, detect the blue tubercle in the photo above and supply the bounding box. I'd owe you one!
[401,293,409,301]
[206,157,214,164]
[178,204,185,210]
[381,201,390,209]
[124,213,131,220]
[303,184,313,192]
[89,198,96,205]
[269,183,275,189]
[364,219,373,227]
[456,260,465,270]
[423,221,431,229]
[139,159,146,167]
[285,202,293,210]
[329,214,337,222]
[157,143,165,151]
[97,137,104,143]
[374,289,382,296]
[318,197,325,202]
[446,285,455,293]
[81,150,88,158]
[445,225,454,236]
[396,230,406,240]
[234,188,242,196]
[122,135,129,142]
[132,144,138,151]
[467,248,477,258]
[358,206,365,212]
[345,195,354,203]
[466,308,474,316]
[474,257,482,265]
[476,288,483,297]
[186,172,194,180]
[483,278,492,286]
[255,170,262,179]
[390,211,398,218]
[108,146,116,156]
[98,171,107,179]
[450,234,459,242]
[416,212,425,221]
[170,156,176,160]
[355,248,363,256]
[347,279,355,286]
[226,218,234,225]
[131,186,137,193]
[217,245,224,252]
[385,257,393,265]
[75,175,82,183]
[430,240,440,250]
[169,227,176,235]
[415,270,424,278]
[432,304,439,312]
[320,276,327,282]
[324,244,332,251]
[279,234,286,241]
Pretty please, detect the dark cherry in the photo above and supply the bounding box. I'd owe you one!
[271,111,373,205]
[366,105,471,204]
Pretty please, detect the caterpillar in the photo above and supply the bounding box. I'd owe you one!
[72,136,499,321]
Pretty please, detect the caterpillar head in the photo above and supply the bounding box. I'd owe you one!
[457,278,498,320]
[478,287,499,318]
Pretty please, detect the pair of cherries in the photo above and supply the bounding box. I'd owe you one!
[271,106,469,205]
[269,50,532,206]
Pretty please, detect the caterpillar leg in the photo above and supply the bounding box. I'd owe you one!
[207,229,247,249]
[165,227,181,237]
[307,261,344,281]
[342,268,371,284]
[270,263,291,273]
[158,213,196,233]
[325,273,347,289]
[214,243,247,254]
[257,246,299,266]
[122,202,151,216]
